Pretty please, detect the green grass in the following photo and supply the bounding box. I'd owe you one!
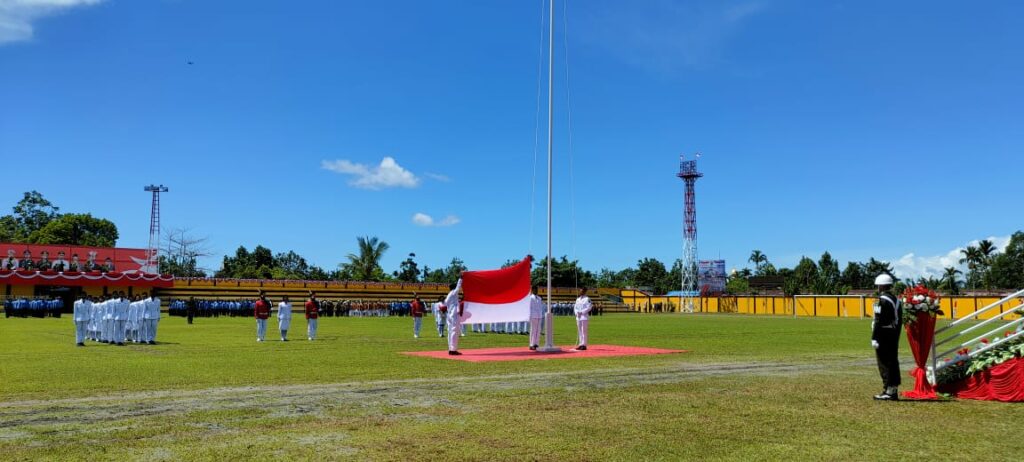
[1,314,1022,461]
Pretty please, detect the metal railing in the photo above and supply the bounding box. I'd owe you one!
[929,289,1024,384]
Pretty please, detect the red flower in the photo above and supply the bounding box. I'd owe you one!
[981,338,989,344]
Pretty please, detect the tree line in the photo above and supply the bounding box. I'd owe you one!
[4,192,1021,293]
[730,233,1024,295]
[0,191,119,247]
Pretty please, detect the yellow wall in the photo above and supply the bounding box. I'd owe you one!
[618,290,1024,320]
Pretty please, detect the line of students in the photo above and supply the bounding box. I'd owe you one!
[71,292,161,346]
[3,298,64,318]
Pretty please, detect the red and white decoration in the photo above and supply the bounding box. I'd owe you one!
[0,270,173,288]
[460,256,533,324]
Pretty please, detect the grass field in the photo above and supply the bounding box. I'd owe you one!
[1,313,1022,461]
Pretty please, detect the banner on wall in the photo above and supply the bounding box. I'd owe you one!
[699,259,726,295]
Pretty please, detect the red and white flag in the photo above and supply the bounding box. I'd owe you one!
[461,256,532,324]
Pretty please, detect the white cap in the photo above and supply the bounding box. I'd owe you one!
[874,274,894,286]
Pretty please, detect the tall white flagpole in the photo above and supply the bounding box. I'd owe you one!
[541,0,558,352]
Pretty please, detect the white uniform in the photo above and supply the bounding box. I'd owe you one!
[432,302,447,337]
[528,293,545,348]
[112,298,129,344]
[73,298,90,344]
[143,296,161,343]
[445,280,463,351]
[126,301,140,342]
[574,295,592,348]
[102,300,114,342]
[88,300,100,340]
[278,302,292,340]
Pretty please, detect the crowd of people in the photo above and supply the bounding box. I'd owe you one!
[70,292,162,346]
[2,249,119,273]
[166,298,430,318]
[3,297,64,318]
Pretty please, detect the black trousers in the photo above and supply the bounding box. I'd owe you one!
[875,338,901,388]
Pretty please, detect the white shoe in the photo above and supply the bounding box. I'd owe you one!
[414,335,419,338]
[257,339,263,342]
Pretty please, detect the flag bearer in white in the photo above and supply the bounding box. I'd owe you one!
[528,285,545,350]
[573,287,592,351]
[73,294,90,346]
[445,279,463,355]
[278,295,292,341]
[144,293,161,344]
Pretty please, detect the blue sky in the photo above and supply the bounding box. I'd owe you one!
[0,0,1020,279]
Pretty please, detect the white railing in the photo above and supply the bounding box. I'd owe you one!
[929,289,1024,384]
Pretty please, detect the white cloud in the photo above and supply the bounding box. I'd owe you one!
[424,172,450,182]
[412,212,460,228]
[890,236,1011,280]
[321,156,420,190]
[0,0,104,45]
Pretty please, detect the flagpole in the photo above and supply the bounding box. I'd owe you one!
[541,0,558,352]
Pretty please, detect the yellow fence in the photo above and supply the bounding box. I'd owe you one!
[621,291,1023,320]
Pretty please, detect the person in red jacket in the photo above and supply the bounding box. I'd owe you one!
[410,292,424,338]
[305,292,320,341]
[254,291,271,342]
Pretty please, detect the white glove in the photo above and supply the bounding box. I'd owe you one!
[871,340,879,349]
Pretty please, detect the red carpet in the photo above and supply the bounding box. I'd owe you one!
[403,344,687,362]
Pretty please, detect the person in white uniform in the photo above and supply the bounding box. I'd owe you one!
[144,293,161,344]
[277,295,292,341]
[445,279,463,355]
[432,296,447,338]
[73,294,90,346]
[573,287,592,351]
[528,285,545,350]
[112,293,129,346]
[87,296,100,341]
[126,296,140,343]
[101,296,114,343]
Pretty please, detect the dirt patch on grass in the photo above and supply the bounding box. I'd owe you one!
[0,359,868,431]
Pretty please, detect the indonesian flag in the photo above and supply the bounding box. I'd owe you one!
[460,256,532,324]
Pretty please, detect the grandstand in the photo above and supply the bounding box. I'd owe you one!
[155,278,635,313]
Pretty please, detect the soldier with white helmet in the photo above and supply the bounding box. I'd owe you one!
[871,273,902,401]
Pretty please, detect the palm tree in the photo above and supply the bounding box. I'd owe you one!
[748,250,767,274]
[976,239,999,290]
[345,236,389,281]
[941,266,962,295]
[959,245,982,291]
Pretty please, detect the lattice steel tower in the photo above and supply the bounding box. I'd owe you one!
[144,185,168,273]
[676,155,702,312]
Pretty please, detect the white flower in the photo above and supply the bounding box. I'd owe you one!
[913,295,925,303]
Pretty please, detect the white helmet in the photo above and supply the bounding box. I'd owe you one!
[874,274,894,286]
